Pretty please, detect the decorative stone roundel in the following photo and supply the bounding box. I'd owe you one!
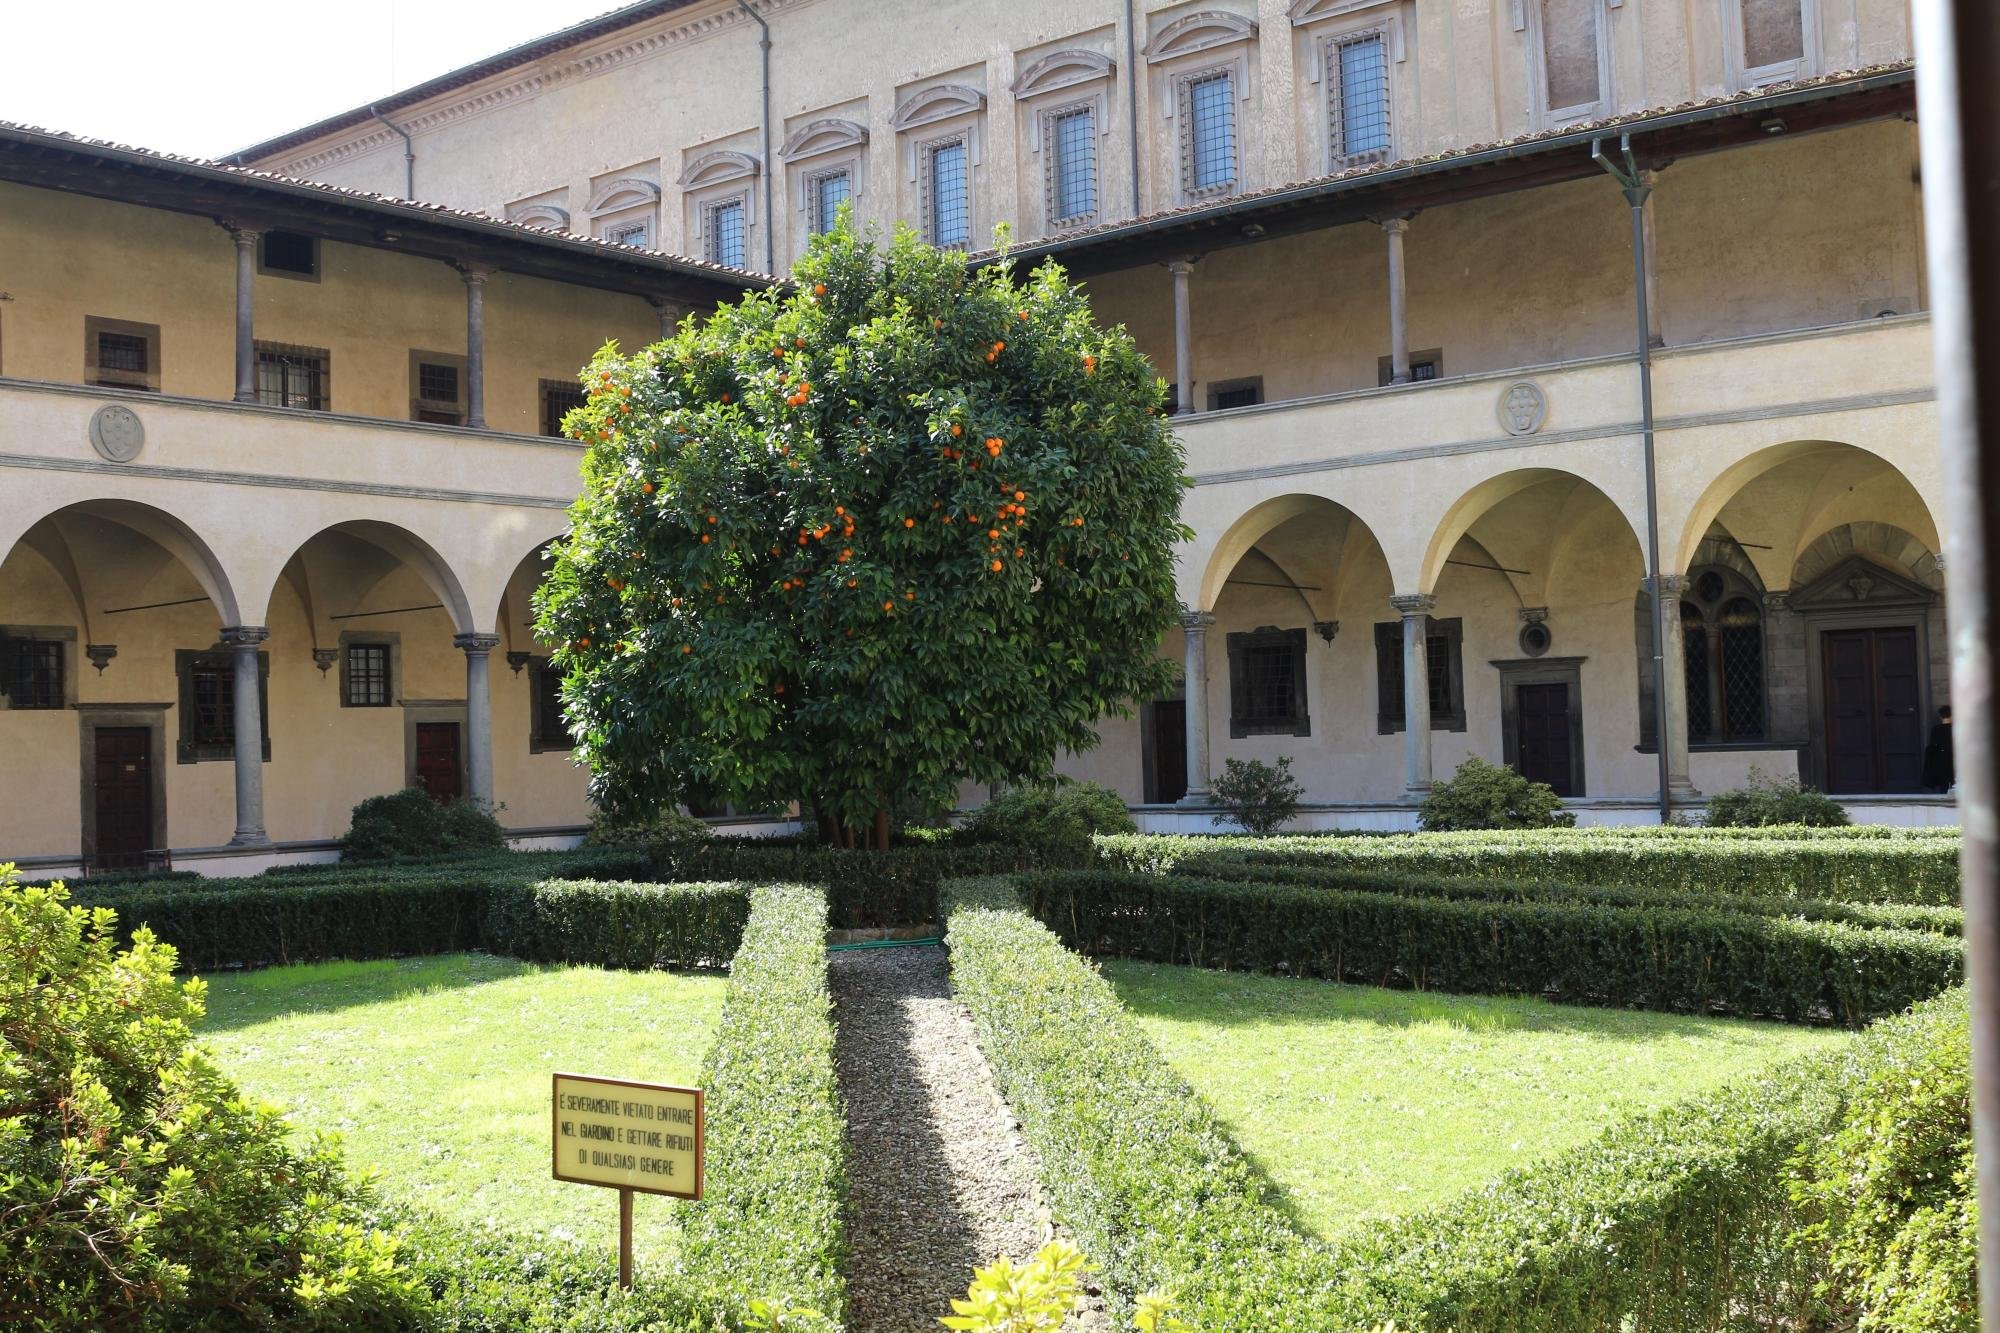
[1497,380,1547,436]
[89,403,144,462]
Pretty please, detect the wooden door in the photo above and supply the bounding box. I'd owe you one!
[1514,681,1575,797]
[1821,627,1924,794]
[1149,699,1187,804]
[92,727,152,869]
[415,722,463,803]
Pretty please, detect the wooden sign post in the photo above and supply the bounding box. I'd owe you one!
[551,1073,704,1288]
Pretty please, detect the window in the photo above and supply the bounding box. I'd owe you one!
[1047,105,1097,226]
[1537,0,1605,120]
[255,342,329,411]
[925,139,970,248]
[540,379,588,438]
[259,230,319,280]
[604,221,651,247]
[343,643,392,707]
[1680,567,1767,743]
[1374,617,1466,732]
[1328,30,1391,166]
[810,170,852,235]
[1730,0,1809,84]
[1227,627,1310,737]
[175,648,269,763]
[1183,70,1238,195]
[84,316,160,392]
[1206,378,1263,411]
[529,657,570,752]
[1377,349,1443,385]
[409,351,466,425]
[0,636,64,710]
[706,198,747,268]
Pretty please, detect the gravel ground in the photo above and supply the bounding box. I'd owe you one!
[831,945,1100,1333]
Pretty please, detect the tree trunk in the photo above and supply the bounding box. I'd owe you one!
[872,808,890,851]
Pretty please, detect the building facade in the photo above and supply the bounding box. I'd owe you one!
[1,0,1946,873]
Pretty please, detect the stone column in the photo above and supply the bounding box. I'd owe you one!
[1655,574,1700,801]
[222,626,270,845]
[456,632,501,810]
[1169,258,1195,415]
[229,227,260,404]
[647,296,685,342]
[1638,169,1663,347]
[1383,217,1412,384]
[1391,594,1435,794]
[1177,612,1216,806]
[459,265,491,429]
[1762,589,1806,743]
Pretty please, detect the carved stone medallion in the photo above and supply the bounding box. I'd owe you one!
[1497,380,1547,437]
[89,404,145,462]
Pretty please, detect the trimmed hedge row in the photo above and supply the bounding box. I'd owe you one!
[1018,869,1962,1025]
[1099,847,1966,935]
[1095,831,1962,905]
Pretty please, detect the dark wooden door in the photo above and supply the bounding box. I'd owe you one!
[1149,699,1187,804]
[1514,682,1575,797]
[415,722,463,803]
[1821,627,1924,794]
[93,727,152,869]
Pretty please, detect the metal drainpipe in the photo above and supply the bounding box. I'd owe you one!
[1123,0,1142,217]
[736,0,776,275]
[1594,132,1673,824]
[369,104,416,199]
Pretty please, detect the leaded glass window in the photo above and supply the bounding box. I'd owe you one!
[1049,106,1097,224]
[927,140,969,248]
[1679,567,1768,744]
[1185,71,1237,194]
[811,170,852,234]
[1331,32,1391,163]
[1,637,64,710]
[706,199,746,268]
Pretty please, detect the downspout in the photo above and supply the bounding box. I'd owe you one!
[1594,132,1673,824]
[736,0,776,275]
[1123,0,1142,217]
[369,103,416,199]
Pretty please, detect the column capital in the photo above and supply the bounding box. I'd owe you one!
[220,220,262,245]
[1378,214,1413,235]
[1313,619,1339,643]
[1167,256,1198,276]
[1761,589,1793,614]
[1517,605,1549,624]
[1180,610,1216,633]
[1645,573,1690,597]
[1388,593,1436,616]
[455,261,494,285]
[454,632,503,655]
[220,625,269,647]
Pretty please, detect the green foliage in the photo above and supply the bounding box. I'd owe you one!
[583,805,715,846]
[483,879,751,970]
[1209,756,1303,835]
[341,787,506,861]
[1017,869,1962,1025]
[1707,769,1854,828]
[535,222,1191,834]
[938,1239,1187,1333]
[0,864,418,1331]
[1419,756,1575,831]
[961,779,1137,847]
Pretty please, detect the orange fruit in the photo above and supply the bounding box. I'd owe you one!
[814,282,827,296]
[991,559,1004,572]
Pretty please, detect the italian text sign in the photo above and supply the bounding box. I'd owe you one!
[551,1073,704,1199]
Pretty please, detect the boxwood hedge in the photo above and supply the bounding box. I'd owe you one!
[1018,869,1961,1025]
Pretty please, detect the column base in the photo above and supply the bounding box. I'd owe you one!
[1666,780,1702,803]
[1403,786,1432,801]
[1176,789,1214,808]
[227,830,272,847]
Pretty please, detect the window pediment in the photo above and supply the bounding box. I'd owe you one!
[1146,9,1258,64]
[1288,0,1398,23]
[1791,555,1938,612]
[781,117,868,161]
[508,202,570,230]
[1012,49,1116,99]
[586,177,661,214]
[677,151,761,189]
[892,83,987,131]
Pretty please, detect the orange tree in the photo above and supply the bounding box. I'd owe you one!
[536,224,1190,847]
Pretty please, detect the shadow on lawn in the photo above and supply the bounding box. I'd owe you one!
[194,953,543,1034]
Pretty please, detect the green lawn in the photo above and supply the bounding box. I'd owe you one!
[1102,961,1849,1240]
[200,954,729,1264]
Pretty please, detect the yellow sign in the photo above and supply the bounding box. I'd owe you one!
[551,1073,704,1200]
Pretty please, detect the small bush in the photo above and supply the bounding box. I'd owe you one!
[1708,770,1853,828]
[962,780,1137,846]
[1210,756,1304,835]
[583,805,714,847]
[1419,756,1575,831]
[0,865,418,1330]
[342,787,506,861]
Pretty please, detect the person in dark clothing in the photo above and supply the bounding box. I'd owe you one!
[1923,704,1954,793]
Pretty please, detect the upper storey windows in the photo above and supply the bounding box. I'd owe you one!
[587,167,661,248]
[1013,46,1117,233]
[1146,9,1259,205]
[679,148,762,270]
[894,79,988,251]
[782,114,868,256]
[1727,0,1815,88]
[1530,0,1610,126]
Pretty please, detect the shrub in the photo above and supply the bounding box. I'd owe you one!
[583,805,714,847]
[483,879,751,970]
[1708,770,1853,828]
[1017,869,1962,1024]
[341,787,506,861]
[961,779,1137,847]
[1419,755,1575,831]
[1209,756,1303,835]
[0,865,419,1330]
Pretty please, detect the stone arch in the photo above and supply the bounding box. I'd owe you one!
[780,118,868,161]
[587,177,663,213]
[1193,492,1392,614]
[1420,468,1645,600]
[1145,9,1259,62]
[2,498,242,627]
[1792,520,1945,594]
[258,520,476,636]
[891,84,987,131]
[508,202,570,231]
[1012,50,1116,98]
[677,152,760,189]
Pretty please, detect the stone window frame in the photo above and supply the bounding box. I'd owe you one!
[1373,615,1467,733]
[1173,61,1248,203]
[587,175,663,249]
[174,646,270,765]
[680,150,762,270]
[401,700,468,793]
[1205,376,1265,411]
[526,655,572,754]
[1377,347,1444,384]
[253,341,332,411]
[1722,0,1818,91]
[1145,11,1259,207]
[782,116,869,257]
[0,623,78,711]
[1226,626,1311,738]
[804,164,857,236]
[700,191,754,268]
[75,703,171,867]
[84,315,162,393]
[539,378,588,438]
[1518,0,1614,130]
[337,629,400,710]
[408,349,467,425]
[893,82,988,252]
[1316,18,1401,171]
[917,131,976,250]
[257,230,321,282]
[1013,49,1117,233]
[1037,96,1107,231]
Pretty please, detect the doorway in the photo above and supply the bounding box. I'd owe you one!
[1514,681,1575,796]
[1144,698,1187,804]
[1820,626,1923,793]
[92,727,153,869]
[414,722,464,802]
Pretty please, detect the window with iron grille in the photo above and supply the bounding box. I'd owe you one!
[176,648,269,763]
[255,343,329,411]
[84,317,161,391]
[1047,105,1097,226]
[344,643,391,707]
[529,657,570,751]
[605,221,651,247]
[706,198,747,268]
[1227,627,1309,737]
[259,230,319,279]
[98,332,147,375]
[1374,617,1466,732]
[925,139,970,248]
[811,170,852,234]
[1678,566,1768,744]
[1206,378,1263,411]
[540,380,588,438]
[1378,350,1444,385]
[1328,31,1391,166]
[1,637,64,710]
[1183,70,1237,196]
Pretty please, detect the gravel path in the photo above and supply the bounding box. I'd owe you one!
[831,945,1083,1333]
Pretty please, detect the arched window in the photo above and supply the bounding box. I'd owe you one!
[1681,567,1766,743]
